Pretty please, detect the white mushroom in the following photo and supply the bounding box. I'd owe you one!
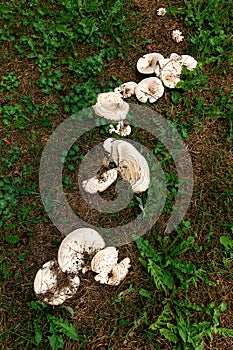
[103,138,150,193]
[58,228,105,274]
[157,8,166,16]
[51,275,80,306]
[180,55,198,71]
[135,77,164,103]
[82,168,118,194]
[160,60,183,88]
[109,123,131,136]
[34,260,57,295]
[171,30,184,43]
[137,53,164,74]
[91,247,118,284]
[34,261,80,306]
[107,258,131,286]
[91,247,130,285]
[92,92,129,121]
[114,82,137,98]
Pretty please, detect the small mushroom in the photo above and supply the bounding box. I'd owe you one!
[92,92,129,121]
[114,82,137,98]
[103,138,150,193]
[91,247,118,284]
[171,30,184,43]
[107,257,131,286]
[157,7,166,16]
[109,122,131,136]
[82,168,118,194]
[160,60,183,88]
[135,77,164,103]
[137,53,164,74]
[58,228,105,274]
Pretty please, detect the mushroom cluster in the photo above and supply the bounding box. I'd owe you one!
[111,52,197,104]
[34,228,131,305]
[82,138,150,195]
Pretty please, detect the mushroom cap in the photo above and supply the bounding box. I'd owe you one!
[82,168,118,194]
[91,246,118,274]
[137,53,164,74]
[171,29,184,43]
[34,260,58,295]
[180,55,198,71]
[92,92,129,121]
[107,257,131,286]
[160,60,182,88]
[135,77,164,103]
[58,228,105,273]
[114,82,137,98]
[103,139,150,193]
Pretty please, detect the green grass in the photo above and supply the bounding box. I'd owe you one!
[0,0,232,349]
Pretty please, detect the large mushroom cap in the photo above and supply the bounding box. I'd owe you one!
[92,92,129,121]
[135,77,164,103]
[160,60,182,88]
[114,81,137,98]
[137,53,164,74]
[91,247,118,274]
[58,228,105,273]
[103,139,150,193]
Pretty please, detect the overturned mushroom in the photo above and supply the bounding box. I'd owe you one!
[103,138,150,193]
[91,247,130,285]
[58,228,105,274]
[137,53,164,74]
[114,81,137,98]
[135,77,164,103]
[34,260,80,305]
[82,168,118,194]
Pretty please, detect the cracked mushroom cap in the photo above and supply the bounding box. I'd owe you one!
[103,138,150,193]
[107,257,131,286]
[92,92,129,121]
[137,53,164,74]
[58,228,105,273]
[135,77,164,103]
[114,81,137,98]
[160,60,182,88]
[82,168,118,194]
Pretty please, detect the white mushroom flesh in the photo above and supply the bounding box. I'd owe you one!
[34,260,57,295]
[114,82,137,98]
[137,53,164,74]
[50,275,80,306]
[107,258,131,286]
[135,77,164,103]
[58,228,105,273]
[103,138,150,193]
[160,60,182,88]
[180,55,198,71]
[109,123,131,136]
[171,30,184,43]
[82,168,118,194]
[92,92,129,121]
[157,8,166,16]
